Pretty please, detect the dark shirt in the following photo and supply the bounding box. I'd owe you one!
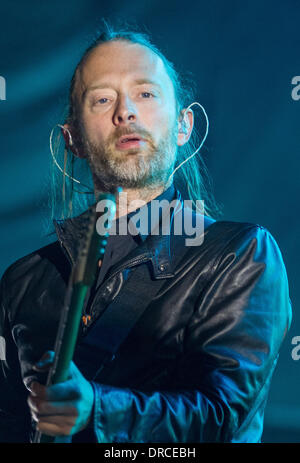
[96,182,176,288]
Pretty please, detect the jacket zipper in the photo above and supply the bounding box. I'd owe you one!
[60,239,152,331]
[82,253,151,332]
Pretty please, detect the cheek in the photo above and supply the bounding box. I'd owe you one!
[144,108,175,140]
[81,113,110,143]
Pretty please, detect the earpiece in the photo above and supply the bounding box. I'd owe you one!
[178,107,191,135]
[168,101,209,183]
[178,120,188,134]
[49,124,80,184]
[57,124,74,148]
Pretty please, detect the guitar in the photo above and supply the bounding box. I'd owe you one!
[33,192,116,443]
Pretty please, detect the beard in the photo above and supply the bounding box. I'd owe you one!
[79,122,178,192]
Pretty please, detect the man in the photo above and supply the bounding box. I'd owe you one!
[0,27,292,443]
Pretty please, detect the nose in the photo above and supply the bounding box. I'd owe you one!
[113,95,137,126]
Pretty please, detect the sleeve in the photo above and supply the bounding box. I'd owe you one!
[0,272,32,443]
[90,225,292,443]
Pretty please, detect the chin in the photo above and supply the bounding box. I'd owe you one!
[116,148,149,159]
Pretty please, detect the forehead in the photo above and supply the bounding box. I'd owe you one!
[77,40,175,97]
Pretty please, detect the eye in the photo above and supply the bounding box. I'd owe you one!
[141,92,154,98]
[97,97,109,104]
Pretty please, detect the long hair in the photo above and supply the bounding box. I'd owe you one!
[50,23,223,224]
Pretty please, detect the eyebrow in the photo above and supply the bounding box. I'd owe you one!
[133,78,162,87]
[83,78,162,99]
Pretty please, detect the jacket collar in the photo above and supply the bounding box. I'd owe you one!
[53,187,216,280]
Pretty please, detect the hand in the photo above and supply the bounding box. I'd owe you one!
[27,351,95,437]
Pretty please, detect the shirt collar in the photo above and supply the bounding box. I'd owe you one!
[53,183,176,265]
[53,184,215,279]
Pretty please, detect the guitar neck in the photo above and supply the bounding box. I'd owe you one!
[33,193,117,443]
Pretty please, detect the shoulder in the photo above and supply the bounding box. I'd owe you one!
[205,221,291,318]
[211,220,284,258]
[182,206,278,252]
[183,214,289,283]
[170,211,288,290]
[0,240,69,294]
[179,201,274,248]
[205,219,286,266]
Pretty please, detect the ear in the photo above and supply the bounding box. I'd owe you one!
[62,123,86,158]
[177,108,194,147]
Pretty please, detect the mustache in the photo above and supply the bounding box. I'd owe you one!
[107,126,154,145]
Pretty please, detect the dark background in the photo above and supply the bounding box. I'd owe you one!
[0,0,299,442]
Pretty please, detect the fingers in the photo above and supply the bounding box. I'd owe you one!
[33,350,55,372]
[29,379,81,401]
[27,357,95,437]
[34,415,77,437]
[27,388,80,437]
[28,395,78,417]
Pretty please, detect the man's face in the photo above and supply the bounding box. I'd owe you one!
[74,40,179,190]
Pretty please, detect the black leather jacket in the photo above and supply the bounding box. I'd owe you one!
[0,189,292,443]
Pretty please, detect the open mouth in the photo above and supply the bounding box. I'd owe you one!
[116,134,146,150]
